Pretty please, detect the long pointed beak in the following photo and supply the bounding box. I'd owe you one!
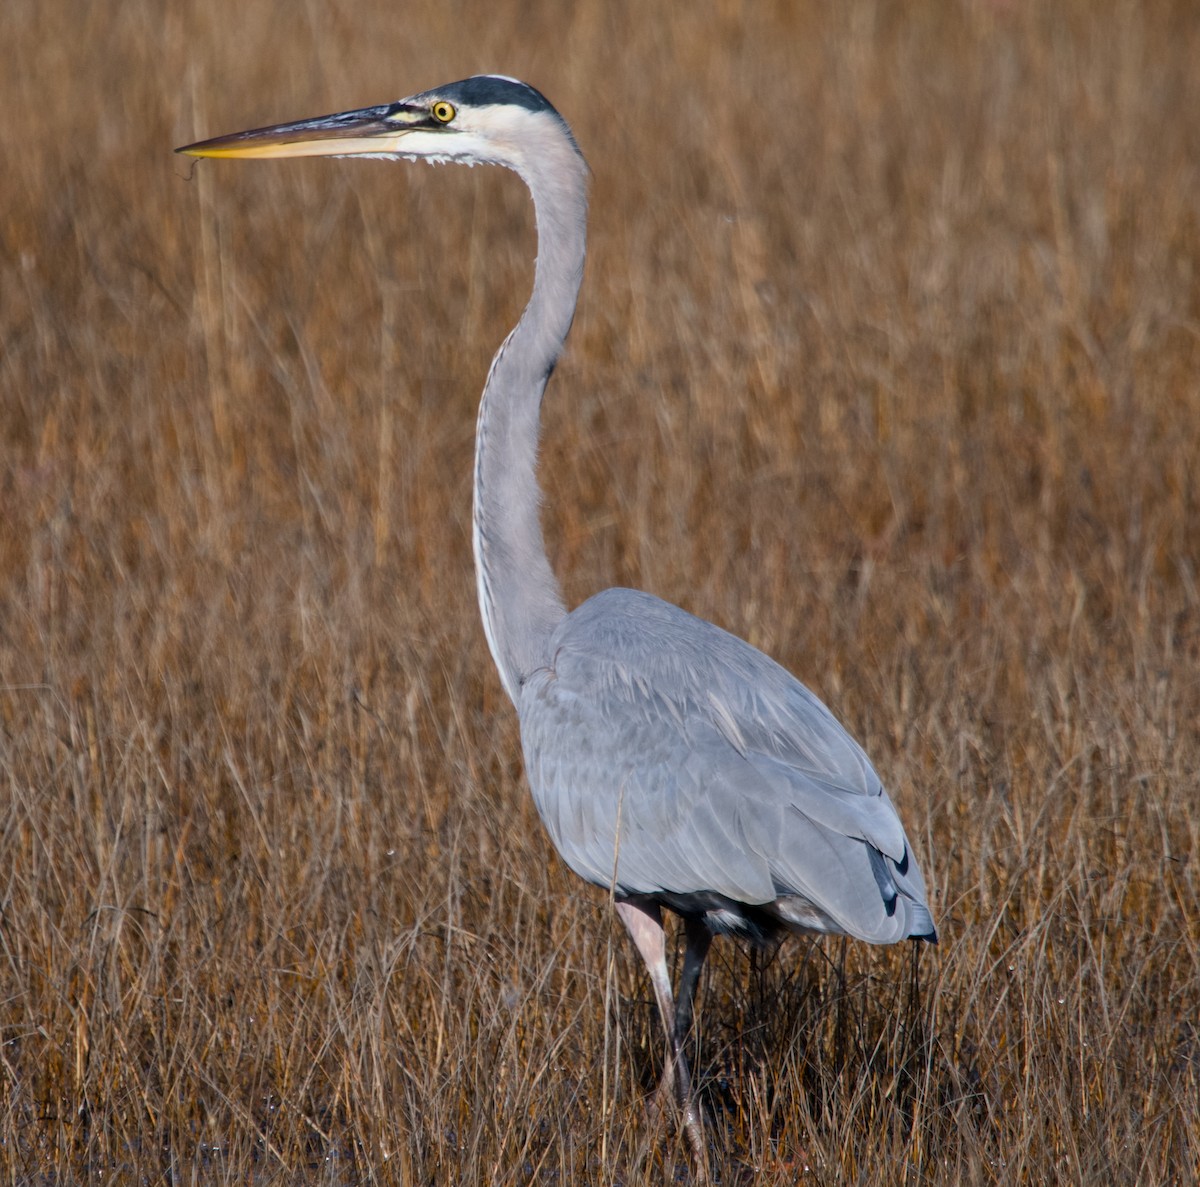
[176,102,429,160]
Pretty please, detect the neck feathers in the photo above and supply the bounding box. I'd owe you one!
[471,114,588,701]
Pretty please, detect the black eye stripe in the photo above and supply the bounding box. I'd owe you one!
[439,75,555,114]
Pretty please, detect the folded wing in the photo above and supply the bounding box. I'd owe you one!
[519,588,936,945]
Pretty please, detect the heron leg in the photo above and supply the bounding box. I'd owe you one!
[674,915,713,1049]
[659,916,711,1159]
[615,899,706,1168]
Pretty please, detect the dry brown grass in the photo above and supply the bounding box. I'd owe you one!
[2,0,1198,1182]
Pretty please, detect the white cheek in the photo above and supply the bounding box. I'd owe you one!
[365,128,506,168]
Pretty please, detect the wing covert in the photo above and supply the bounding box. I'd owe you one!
[516,588,933,942]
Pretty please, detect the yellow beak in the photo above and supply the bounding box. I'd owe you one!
[176,102,427,160]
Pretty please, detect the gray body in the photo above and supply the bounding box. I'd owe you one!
[179,75,936,1163]
[522,587,933,943]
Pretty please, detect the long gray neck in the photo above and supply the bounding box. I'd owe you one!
[472,125,588,702]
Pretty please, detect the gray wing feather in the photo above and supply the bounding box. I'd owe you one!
[519,588,934,944]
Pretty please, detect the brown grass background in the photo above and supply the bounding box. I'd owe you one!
[2,0,1198,1181]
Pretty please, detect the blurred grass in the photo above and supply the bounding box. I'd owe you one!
[2,0,1198,1182]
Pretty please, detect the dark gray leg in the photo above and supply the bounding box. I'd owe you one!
[674,915,713,1048]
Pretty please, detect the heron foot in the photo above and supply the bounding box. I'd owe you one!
[645,1070,708,1178]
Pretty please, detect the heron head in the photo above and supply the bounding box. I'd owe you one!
[176,75,580,174]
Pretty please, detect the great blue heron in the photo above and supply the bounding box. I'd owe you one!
[178,75,936,1164]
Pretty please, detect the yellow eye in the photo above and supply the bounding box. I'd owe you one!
[431,101,456,124]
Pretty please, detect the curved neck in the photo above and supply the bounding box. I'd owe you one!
[472,128,588,702]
